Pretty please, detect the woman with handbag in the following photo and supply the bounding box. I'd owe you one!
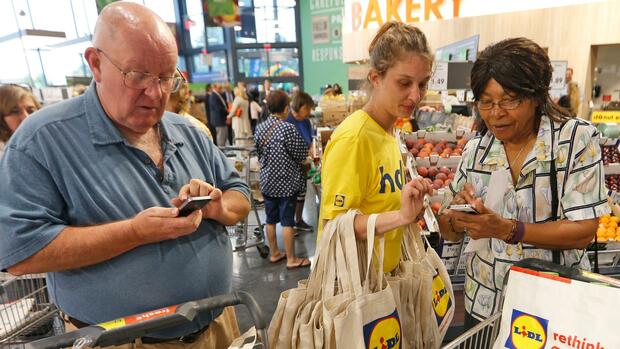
[227,86,252,146]
[439,38,609,329]
[255,89,311,269]
[319,21,434,273]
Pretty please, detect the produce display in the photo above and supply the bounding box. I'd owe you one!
[601,145,620,165]
[405,138,466,159]
[597,214,620,242]
[416,165,456,190]
[606,175,620,192]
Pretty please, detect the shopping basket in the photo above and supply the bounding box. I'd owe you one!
[1,273,63,348]
[441,258,620,349]
[25,291,267,349]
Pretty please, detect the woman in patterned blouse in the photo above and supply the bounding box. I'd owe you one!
[439,38,609,328]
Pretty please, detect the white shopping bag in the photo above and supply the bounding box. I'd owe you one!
[493,266,619,349]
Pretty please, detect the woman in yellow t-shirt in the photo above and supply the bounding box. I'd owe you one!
[319,21,434,272]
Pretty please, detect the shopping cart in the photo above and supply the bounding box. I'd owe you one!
[1,273,63,348]
[441,258,620,349]
[25,291,268,349]
[222,144,270,259]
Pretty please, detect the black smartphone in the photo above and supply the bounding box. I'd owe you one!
[178,196,212,217]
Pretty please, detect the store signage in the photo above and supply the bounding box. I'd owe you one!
[346,0,461,32]
[591,111,620,124]
[344,0,604,33]
[312,16,330,44]
[550,61,568,90]
[428,61,448,91]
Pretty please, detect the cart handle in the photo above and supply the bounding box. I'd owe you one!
[26,291,268,349]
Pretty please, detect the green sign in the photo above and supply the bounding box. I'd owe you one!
[301,0,348,95]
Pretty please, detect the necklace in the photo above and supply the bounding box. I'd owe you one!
[513,140,529,164]
[508,136,534,182]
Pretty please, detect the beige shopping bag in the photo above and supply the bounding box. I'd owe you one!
[268,208,346,348]
[228,326,258,349]
[390,223,454,349]
[425,238,455,341]
[332,214,402,349]
[268,287,308,348]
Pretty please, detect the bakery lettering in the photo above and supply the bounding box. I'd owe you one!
[350,0,462,31]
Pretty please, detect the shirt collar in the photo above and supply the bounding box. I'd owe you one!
[478,115,558,170]
[85,82,126,145]
[85,82,183,147]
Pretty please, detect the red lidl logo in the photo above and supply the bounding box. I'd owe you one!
[505,309,548,349]
[363,309,401,349]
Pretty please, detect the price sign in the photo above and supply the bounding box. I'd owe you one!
[550,61,568,90]
[591,110,620,124]
[428,61,448,91]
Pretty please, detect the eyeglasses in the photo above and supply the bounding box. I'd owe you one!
[95,48,184,93]
[477,98,522,111]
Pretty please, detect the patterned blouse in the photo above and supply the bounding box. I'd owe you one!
[254,115,308,197]
[443,115,609,320]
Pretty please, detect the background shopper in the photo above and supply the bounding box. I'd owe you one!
[286,91,315,232]
[439,37,608,328]
[0,84,40,157]
[166,79,213,140]
[226,86,251,146]
[209,82,229,146]
[255,89,311,269]
[248,87,262,134]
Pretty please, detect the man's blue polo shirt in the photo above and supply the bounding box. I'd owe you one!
[0,84,249,337]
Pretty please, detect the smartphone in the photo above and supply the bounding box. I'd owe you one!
[449,204,479,214]
[178,196,212,217]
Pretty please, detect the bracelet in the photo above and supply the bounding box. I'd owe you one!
[510,221,526,244]
[503,220,517,243]
[504,220,525,244]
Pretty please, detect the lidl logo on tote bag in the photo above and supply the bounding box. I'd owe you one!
[363,310,401,349]
[432,273,452,323]
[505,309,548,349]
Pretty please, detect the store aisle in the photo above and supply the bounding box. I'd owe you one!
[231,181,319,331]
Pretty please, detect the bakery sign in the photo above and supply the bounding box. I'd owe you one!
[343,0,605,34]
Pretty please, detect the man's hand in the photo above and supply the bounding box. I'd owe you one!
[172,179,225,221]
[129,206,202,244]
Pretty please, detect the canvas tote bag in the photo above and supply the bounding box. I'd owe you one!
[268,207,346,348]
[331,213,402,349]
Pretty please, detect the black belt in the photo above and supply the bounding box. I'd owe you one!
[67,316,209,344]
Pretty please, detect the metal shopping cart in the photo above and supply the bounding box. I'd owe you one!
[441,258,620,349]
[24,291,267,349]
[1,273,64,349]
[222,144,270,259]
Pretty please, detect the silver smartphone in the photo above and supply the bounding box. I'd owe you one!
[178,196,212,217]
[448,204,479,214]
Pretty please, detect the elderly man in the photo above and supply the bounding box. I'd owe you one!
[0,2,249,348]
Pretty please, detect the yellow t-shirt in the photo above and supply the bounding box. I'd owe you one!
[319,110,404,272]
